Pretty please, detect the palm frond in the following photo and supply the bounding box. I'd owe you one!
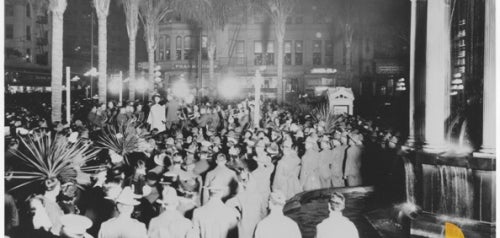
[311,102,340,134]
[9,134,103,191]
[96,118,146,163]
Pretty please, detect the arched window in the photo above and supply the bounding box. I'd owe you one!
[158,35,164,61]
[165,35,170,60]
[176,36,182,60]
[26,3,31,18]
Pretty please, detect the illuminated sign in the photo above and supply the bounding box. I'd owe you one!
[310,68,337,74]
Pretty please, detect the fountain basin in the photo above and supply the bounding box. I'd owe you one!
[417,151,495,171]
[411,151,496,237]
[410,212,495,238]
[284,186,381,238]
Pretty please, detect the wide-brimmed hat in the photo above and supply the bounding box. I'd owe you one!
[283,139,293,148]
[227,137,238,144]
[266,142,279,155]
[269,191,286,206]
[152,93,162,100]
[165,137,175,146]
[185,145,196,154]
[156,186,178,206]
[116,187,140,206]
[60,214,93,236]
[154,153,167,167]
[212,136,222,145]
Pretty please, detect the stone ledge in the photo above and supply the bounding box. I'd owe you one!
[410,212,496,238]
[416,151,496,171]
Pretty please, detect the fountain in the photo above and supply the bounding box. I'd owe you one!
[410,119,496,237]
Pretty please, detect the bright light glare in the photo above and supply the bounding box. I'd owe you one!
[172,79,190,98]
[108,79,121,94]
[84,67,98,77]
[135,77,148,91]
[218,78,241,99]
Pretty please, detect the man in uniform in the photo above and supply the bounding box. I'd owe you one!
[98,187,148,238]
[148,187,194,238]
[192,186,239,238]
[254,191,302,238]
[202,154,238,204]
[316,192,359,238]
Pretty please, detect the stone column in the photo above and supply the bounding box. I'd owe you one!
[475,0,496,157]
[423,0,451,152]
[406,0,418,146]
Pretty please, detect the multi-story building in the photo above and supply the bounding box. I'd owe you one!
[139,1,408,100]
[5,0,49,65]
[4,0,51,94]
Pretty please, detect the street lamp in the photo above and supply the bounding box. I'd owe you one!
[84,67,98,98]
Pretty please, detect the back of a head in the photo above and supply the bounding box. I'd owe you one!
[329,192,346,212]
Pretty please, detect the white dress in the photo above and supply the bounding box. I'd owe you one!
[147,104,166,132]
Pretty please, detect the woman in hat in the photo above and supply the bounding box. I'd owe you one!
[147,94,167,133]
[273,139,302,200]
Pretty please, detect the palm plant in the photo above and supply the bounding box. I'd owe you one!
[48,0,68,122]
[120,0,141,101]
[94,0,112,103]
[8,135,102,191]
[175,0,246,89]
[257,0,298,103]
[96,119,148,163]
[139,0,174,97]
[311,102,340,133]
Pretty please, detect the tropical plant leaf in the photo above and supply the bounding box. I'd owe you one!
[8,134,103,191]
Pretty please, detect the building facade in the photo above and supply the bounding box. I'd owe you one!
[138,2,404,100]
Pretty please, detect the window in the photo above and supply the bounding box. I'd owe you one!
[6,24,14,39]
[26,48,31,62]
[26,3,31,17]
[165,35,171,60]
[176,36,182,60]
[6,4,14,16]
[184,36,193,60]
[295,40,303,65]
[313,15,323,24]
[286,17,292,24]
[202,36,208,60]
[265,41,274,65]
[26,26,31,41]
[284,41,292,65]
[313,40,322,65]
[158,36,165,61]
[295,16,303,24]
[325,40,333,65]
[254,41,263,65]
[236,40,245,65]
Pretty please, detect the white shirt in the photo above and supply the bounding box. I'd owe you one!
[254,211,302,238]
[147,104,166,132]
[98,216,147,238]
[315,212,359,238]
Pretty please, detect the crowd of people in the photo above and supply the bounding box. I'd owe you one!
[5,93,406,238]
